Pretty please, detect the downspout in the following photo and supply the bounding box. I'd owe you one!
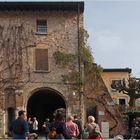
[77,3,81,79]
[77,3,82,120]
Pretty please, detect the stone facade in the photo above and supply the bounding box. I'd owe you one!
[0,2,84,137]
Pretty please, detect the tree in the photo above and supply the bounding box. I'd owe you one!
[111,77,140,107]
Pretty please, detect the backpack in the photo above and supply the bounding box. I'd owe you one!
[92,124,100,138]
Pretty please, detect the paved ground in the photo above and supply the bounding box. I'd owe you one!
[0,136,46,139]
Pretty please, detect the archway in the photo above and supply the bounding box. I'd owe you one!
[27,88,66,131]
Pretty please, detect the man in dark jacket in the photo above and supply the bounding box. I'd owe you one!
[11,110,29,139]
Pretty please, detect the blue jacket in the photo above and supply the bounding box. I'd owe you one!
[11,117,29,139]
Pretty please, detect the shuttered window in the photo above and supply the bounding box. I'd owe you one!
[35,49,48,71]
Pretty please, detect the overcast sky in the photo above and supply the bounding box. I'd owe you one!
[84,0,140,76]
[1,0,140,76]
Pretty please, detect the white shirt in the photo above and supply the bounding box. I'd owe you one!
[33,120,38,130]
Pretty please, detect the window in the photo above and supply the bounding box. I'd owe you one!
[111,79,122,90]
[37,19,47,33]
[35,49,48,71]
[119,99,126,105]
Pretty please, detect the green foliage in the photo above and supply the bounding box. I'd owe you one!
[96,65,103,78]
[53,28,102,92]
[61,71,82,86]
[79,28,94,63]
[53,51,76,67]
[71,71,83,87]
[61,75,70,83]
[79,28,103,91]
[53,28,95,67]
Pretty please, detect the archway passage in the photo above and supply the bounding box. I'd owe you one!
[27,88,66,131]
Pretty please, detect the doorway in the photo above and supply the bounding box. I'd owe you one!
[27,88,66,131]
[7,107,15,135]
[86,106,98,123]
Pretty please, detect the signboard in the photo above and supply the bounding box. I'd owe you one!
[98,111,105,116]
[101,122,109,138]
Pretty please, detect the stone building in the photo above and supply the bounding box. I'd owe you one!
[0,1,84,137]
[0,1,129,138]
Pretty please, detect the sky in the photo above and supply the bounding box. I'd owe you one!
[84,0,140,76]
[0,0,140,76]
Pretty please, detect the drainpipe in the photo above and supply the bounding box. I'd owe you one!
[77,3,81,77]
[77,3,82,121]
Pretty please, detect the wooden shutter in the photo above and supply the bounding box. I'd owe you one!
[35,49,48,71]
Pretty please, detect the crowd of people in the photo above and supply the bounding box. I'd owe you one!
[10,110,102,140]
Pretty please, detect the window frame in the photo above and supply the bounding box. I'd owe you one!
[110,79,122,92]
[36,19,47,34]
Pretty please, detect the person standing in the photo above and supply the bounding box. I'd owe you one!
[32,117,38,134]
[42,118,50,139]
[28,117,33,133]
[86,116,102,140]
[66,116,79,139]
[73,115,82,139]
[11,110,29,139]
[48,113,71,139]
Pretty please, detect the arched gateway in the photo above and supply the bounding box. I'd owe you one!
[27,87,66,131]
